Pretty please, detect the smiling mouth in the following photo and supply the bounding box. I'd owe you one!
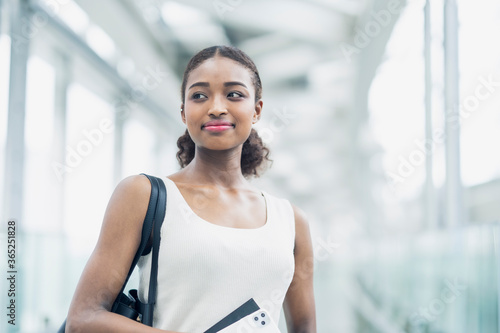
[202,124,234,132]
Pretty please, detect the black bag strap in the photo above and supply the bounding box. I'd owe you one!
[59,174,166,332]
[111,174,165,314]
[140,174,167,326]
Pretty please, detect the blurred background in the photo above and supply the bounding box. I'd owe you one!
[1,0,499,332]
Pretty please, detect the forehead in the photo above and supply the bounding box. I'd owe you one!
[186,56,253,87]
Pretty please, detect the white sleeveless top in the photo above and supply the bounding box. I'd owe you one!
[137,177,296,332]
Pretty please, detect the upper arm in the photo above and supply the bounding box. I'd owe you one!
[283,204,317,333]
[67,174,151,325]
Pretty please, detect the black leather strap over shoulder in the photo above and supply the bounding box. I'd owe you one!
[59,174,166,332]
[140,174,167,326]
[111,174,156,311]
[111,174,166,321]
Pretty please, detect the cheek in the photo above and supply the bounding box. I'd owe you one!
[185,122,201,141]
[235,122,254,144]
[234,113,254,131]
[235,105,257,124]
[182,107,203,126]
[182,113,201,141]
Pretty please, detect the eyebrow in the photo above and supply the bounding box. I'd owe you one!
[188,81,248,90]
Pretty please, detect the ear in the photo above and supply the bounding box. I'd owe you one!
[252,100,263,124]
[180,104,186,124]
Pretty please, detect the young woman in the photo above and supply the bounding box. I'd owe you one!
[66,46,316,333]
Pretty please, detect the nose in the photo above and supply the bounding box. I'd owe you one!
[208,97,227,117]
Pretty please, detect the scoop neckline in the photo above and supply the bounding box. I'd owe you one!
[164,177,270,231]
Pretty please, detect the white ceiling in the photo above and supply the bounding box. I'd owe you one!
[71,0,403,234]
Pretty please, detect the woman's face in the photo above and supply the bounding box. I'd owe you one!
[182,56,262,151]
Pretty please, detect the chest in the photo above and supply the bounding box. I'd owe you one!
[157,208,295,288]
[176,185,268,229]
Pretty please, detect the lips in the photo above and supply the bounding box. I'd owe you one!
[202,120,234,132]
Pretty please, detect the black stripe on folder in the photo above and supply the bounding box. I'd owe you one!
[204,298,260,333]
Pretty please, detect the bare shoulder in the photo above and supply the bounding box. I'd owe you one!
[291,204,311,235]
[291,204,309,226]
[289,204,313,252]
[95,175,152,250]
[115,174,152,196]
[105,175,152,219]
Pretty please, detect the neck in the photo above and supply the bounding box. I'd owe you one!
[183,146,247,188]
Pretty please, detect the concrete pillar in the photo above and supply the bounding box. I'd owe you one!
[3,0,29,225]
[443,0,464,228]
[424,0,437,229]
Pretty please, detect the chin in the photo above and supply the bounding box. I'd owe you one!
[196,138,245,152]
[201,143,241,152]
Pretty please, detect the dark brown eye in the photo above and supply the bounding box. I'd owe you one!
[192,93,207,99]
[228,92,243,98]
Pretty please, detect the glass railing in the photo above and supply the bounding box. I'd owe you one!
[314,221,499,333]
[1,222,498,332]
